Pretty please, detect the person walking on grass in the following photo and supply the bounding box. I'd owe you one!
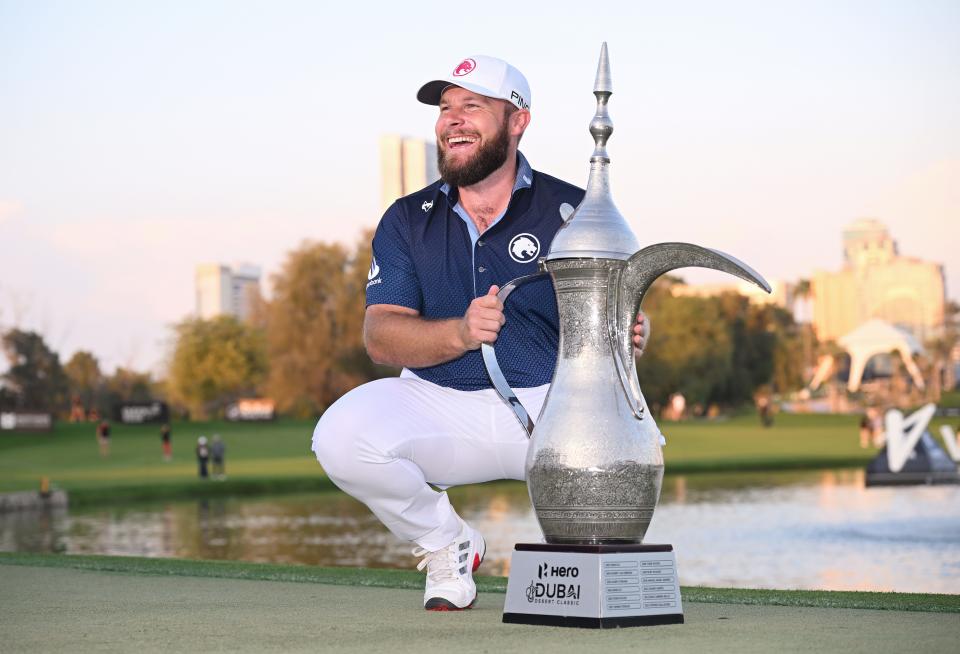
[160,423,172,461]
[96,419,111,458]
[196,436,210,479]
[312,54,649,612]
[211,434,226,480]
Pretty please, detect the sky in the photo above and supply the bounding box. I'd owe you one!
[1,0,958,375]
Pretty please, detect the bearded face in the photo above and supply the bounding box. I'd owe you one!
[436,110,511,188]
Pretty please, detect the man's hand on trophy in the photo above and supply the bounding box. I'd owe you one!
[460,285,506,350]
[632,311,650,357]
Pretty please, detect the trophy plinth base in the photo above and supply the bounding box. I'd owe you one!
[502,543,683,629]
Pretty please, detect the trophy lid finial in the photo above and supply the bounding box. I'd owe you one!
[546,43,639,261]
[589,41,613,164]
[594,41,612,93]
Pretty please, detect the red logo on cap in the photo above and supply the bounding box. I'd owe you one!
[452,58,476,77]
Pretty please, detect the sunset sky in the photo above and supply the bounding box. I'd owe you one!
[1,0,958,373]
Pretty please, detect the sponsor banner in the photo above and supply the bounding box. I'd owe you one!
[115,401,169,424]
[0,411,54,432]
[225,398,276,422]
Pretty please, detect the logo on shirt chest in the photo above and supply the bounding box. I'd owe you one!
[508,233,541,264]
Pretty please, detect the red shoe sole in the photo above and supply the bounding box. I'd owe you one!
[424,598,475,611]
[424,536,485,612]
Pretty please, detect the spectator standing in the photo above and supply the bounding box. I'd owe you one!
[757,396,774,428]
[96,420,111,457]
[69,396,86,422]
[196,436,210,479]
[160,423,172,461]
[667,393,686,421]
[211,434,226,480]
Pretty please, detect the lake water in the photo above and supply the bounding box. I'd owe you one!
[2,469,958,594]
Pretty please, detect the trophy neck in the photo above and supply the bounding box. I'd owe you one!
[546,258,623,364]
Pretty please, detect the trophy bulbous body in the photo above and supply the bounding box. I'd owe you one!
[526,258,664,544]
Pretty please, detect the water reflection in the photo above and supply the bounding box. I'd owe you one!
[2,469,958,594]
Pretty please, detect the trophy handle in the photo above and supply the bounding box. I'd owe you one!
[481,271,551,437]
[607,267,647,420]
[612,243,772,421]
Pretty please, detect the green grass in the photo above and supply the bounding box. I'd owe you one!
[2,552,956,613]
[0,418,319,494]
[1,412,956,500]
[939,389,960,407]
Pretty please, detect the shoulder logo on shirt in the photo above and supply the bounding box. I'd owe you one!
[366,256,382,288]
[453,58,476,77]
[422,200,433,212]
[508,233,541,264]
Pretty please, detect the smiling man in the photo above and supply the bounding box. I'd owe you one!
[312,55,648,611]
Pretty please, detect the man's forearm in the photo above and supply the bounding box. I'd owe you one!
[364,311,468,369]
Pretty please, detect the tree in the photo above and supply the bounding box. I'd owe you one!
[166,316,268,419]
[766,304,808,394]
[1,329,69,411]
[714,294,776,404]
[263,231,393,417]
[65,350,104,414]
[635,277,808,411]
[636,278,733,410]
[335,230,397,382]
[791,278,817,382]
[105,367,158,406]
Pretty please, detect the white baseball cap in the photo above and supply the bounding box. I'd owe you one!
[417,55,531,111]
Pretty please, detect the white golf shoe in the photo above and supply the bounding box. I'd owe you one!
[413,520,486,611]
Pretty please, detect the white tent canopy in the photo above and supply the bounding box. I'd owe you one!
[809,319,926,392]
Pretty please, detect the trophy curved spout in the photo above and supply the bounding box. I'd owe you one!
[610,242,772,419]
[621,241,771,314]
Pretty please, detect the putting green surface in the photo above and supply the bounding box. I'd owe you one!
[2,557,957,653]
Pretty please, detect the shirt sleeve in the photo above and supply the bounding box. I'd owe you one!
[365,202,423,311]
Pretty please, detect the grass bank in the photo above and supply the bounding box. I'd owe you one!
[65,475,340,507]
[2,413,955,501]
[2,552,956,613]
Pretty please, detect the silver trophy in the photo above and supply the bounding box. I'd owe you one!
[483,43,770,628]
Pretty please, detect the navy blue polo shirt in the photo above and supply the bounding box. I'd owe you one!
[366,152,585,390]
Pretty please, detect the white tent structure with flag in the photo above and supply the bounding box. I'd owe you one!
[809,319,926,392]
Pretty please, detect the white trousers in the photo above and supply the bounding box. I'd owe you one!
[312,369,548,551]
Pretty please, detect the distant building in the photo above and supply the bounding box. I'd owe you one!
[811,219,945,342]
[195,263,261,322]
[380,135,439,211]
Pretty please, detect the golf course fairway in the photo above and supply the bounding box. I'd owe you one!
[2,554,956,653]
